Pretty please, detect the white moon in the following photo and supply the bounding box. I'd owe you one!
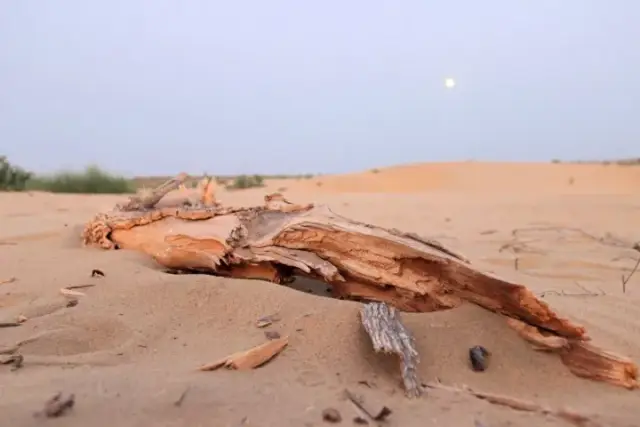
[444,78,456,88]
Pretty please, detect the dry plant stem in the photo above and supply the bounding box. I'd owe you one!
[424,382,602,427]
[360,302,421,397]
[81,190,639,389]
[0,322,21,328]
[621,256,639,293]
[511,226,634,251]
[343,389,392,424]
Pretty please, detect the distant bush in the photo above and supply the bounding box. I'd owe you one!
[0,156,33,191]
[26,165,135,194]
[225,174,265,190]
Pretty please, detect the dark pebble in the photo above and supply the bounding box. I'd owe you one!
[322,408,342,423]
[469,345,490,372]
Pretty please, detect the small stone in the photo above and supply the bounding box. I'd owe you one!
[322,408,342,423]
[469,345,490,372]
[264,331,281,340]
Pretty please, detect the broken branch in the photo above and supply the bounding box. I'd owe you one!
[117,173,188,211]
[360,302,422,398]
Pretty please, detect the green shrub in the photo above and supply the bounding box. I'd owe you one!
[226,174,265,190]
[0,156,33,191]
[26,165,135,194]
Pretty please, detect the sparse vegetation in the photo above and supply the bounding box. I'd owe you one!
[225,174,265,190]
[0,157,135,194]
[0,156,33,191]
[26,165,135,194]
[552,157,640,166]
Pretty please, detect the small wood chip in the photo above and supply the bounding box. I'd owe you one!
[66,299,79,308]
[322,408,342,423]
[256,314,280,328]
[256,318,272,328]
[91,269,105,277]
[198,336,289,371]
[0,277,17,285]
[60,287,87,297]
[17,315,28,323]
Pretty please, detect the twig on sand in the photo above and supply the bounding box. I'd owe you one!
[538,283,605,298]
[621,257,640,294]
[66,284,97,290]
[512,226,633,251]
[173,386,191,407]
[0,322,21,328]
[0,277,17,285]
[424,382,603,427]
[343,389,392,424]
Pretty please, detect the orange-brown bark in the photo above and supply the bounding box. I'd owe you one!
[81,174,638,390]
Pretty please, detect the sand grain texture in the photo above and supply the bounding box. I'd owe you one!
[1,162,639,427]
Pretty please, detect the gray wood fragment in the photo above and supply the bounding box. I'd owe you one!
[360,302,422,397]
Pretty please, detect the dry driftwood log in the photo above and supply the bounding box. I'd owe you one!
[82,174,639,390]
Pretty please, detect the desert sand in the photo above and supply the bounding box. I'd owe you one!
[1,162,639,427]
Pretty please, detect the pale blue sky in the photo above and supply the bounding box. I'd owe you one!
[1,1,638,176]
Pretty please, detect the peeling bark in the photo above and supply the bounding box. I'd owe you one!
[360,302,422,397]
[81,174,639,390]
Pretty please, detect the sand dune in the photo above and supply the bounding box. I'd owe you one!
[1,162,640,427]
[295,162,640,194]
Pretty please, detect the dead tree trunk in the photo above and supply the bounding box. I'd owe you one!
[81,175,638,390]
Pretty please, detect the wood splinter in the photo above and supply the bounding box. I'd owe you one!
[198,336,289,371]
[360,302,422,398]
